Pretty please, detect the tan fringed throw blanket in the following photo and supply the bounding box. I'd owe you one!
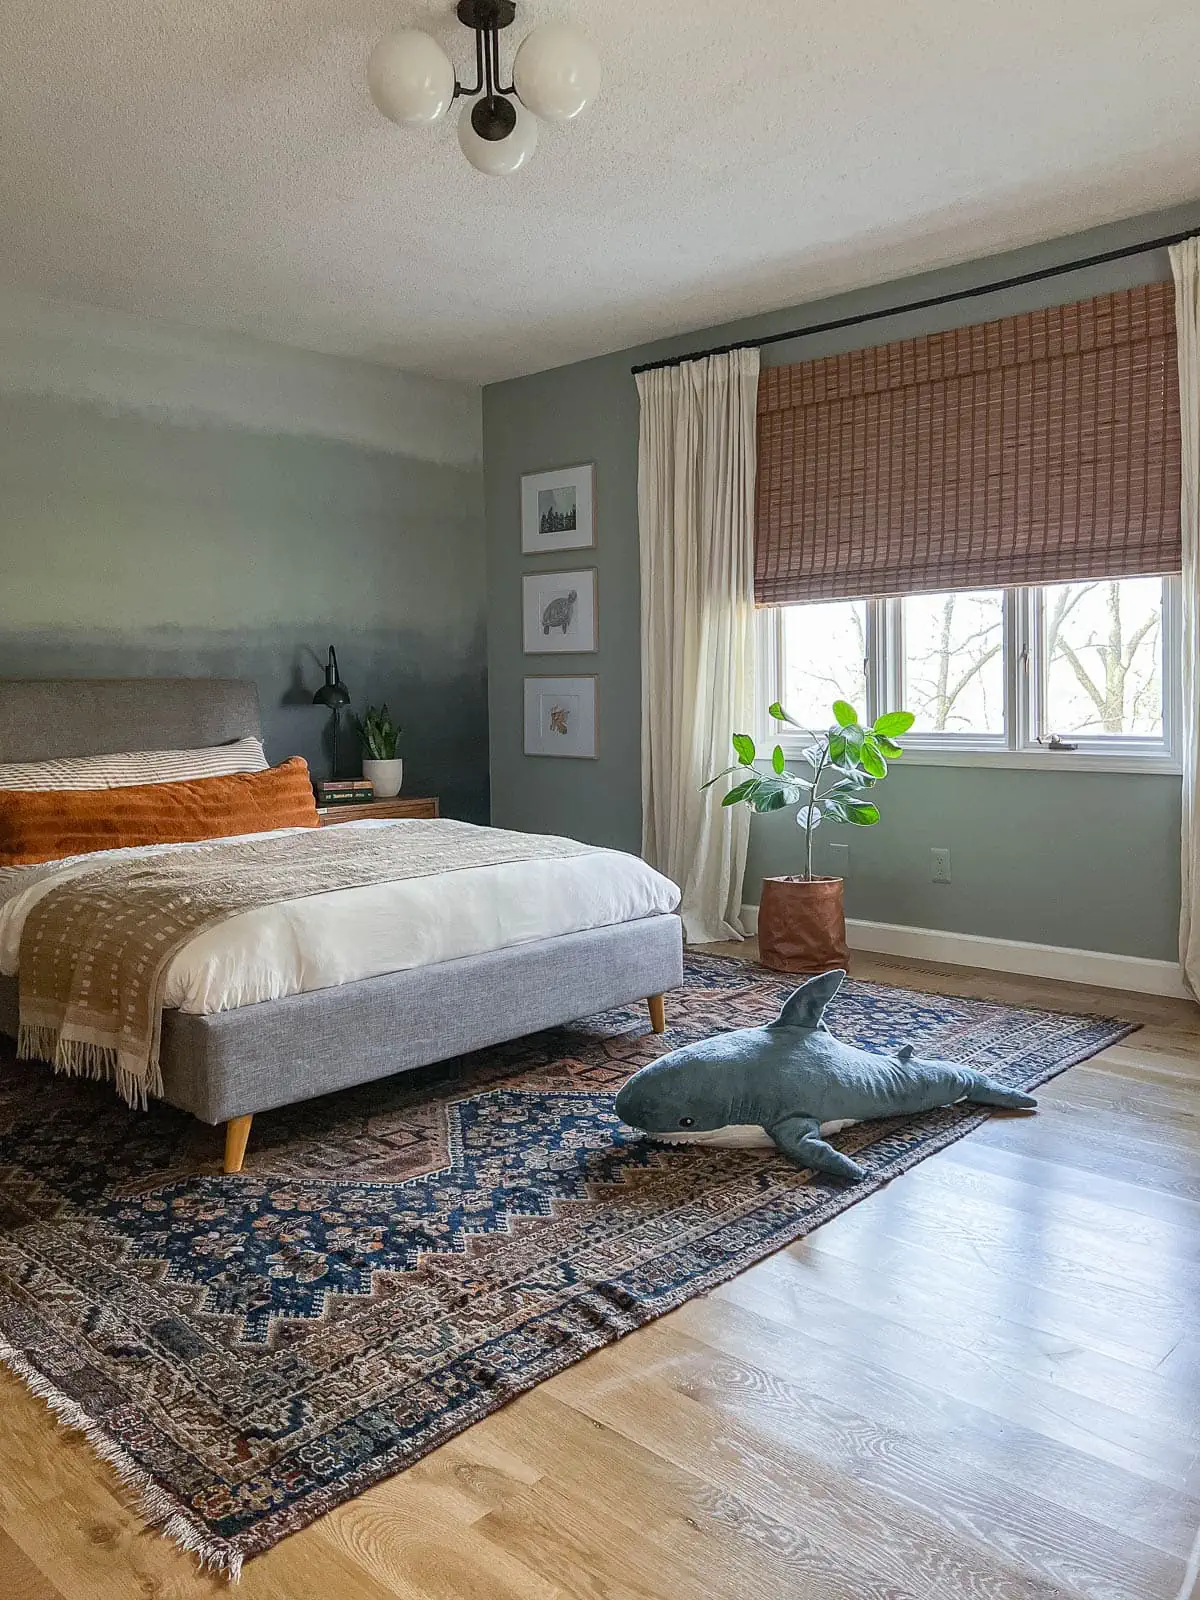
[17,821,592,1108]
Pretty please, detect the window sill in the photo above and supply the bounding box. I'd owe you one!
[773,742,1181,777]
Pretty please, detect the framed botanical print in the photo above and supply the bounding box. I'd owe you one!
[520,463,595,554]
[522,568,598,654]
[523,675,598,759]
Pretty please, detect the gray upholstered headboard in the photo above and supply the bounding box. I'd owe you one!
[0,678,262,763]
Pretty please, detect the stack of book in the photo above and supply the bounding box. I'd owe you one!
[315,778,375,808]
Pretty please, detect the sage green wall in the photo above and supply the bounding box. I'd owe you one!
[742,766,1181,959]
[0,301,488,820]
[484,202,1200,961]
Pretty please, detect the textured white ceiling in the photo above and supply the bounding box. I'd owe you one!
[2,0,1199,384]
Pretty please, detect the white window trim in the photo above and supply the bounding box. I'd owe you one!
[1016,574,1182,773]
[762,577,1182,776]
[754,606,784,749]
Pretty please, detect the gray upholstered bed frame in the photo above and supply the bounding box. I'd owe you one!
[0,678,684,1172]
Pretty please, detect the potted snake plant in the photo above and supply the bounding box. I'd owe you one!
[355,704,403,798]
[704,699,914,973]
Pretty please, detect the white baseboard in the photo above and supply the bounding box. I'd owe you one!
[739,904,1189,999]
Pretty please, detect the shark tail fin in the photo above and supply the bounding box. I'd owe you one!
[767,969,846,1031]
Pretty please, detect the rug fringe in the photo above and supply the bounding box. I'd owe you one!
[0,1333,242,1581]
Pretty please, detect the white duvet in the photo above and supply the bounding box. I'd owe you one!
[0,820,681,1015]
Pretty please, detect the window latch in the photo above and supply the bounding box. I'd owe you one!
[1037,733,1078,752]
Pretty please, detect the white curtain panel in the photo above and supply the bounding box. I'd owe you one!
[636,348,760,945]
[1172,239,1200,995]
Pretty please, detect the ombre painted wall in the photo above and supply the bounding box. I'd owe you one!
[0,295,488,820]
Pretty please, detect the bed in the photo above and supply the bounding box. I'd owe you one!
[0,677,684,1171]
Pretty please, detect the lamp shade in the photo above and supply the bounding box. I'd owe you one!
[312,646,350,710]
[368,30,456,126]
[513,23,600,122]
[458,99,538,175]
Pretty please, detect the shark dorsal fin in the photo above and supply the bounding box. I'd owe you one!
[767,970,846,1031]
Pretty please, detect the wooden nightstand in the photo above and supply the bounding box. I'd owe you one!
[317,797,440,825]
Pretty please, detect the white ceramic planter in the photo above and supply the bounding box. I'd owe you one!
[362,757,403,798]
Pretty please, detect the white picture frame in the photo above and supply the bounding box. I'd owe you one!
[522,568,598,654]
[523,675,598,759]
[521,463,596,554]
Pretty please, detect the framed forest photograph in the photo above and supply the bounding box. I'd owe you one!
[521,463,596,553]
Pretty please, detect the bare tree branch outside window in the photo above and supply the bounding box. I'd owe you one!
[904,591,1005,734]
[1043,579,1162,737]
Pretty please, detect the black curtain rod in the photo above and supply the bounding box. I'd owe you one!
[629,226,1195,376]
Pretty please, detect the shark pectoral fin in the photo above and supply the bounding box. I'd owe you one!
[768,970,847,1032]
[896,1043,915,1064]
[768,1116,866,1182]
[964,1072,1037,1111]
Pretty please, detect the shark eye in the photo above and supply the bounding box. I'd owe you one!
[678,1116,695,1128]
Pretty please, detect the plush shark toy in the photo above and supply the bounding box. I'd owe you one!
[613,969,1036,1181]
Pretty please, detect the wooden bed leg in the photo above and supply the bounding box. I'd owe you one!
[223,1115,253,1175]
[648,994,667,1035]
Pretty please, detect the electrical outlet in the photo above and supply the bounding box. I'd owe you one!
[827,842,849,877]
[930,847,952,884]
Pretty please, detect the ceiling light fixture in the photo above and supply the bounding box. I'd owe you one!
[368,2,600,176]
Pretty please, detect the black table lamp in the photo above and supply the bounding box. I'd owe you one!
[312,645,350,777]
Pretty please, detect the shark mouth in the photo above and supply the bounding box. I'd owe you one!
[647,1118,859,1148]
[650,1124,774,1148]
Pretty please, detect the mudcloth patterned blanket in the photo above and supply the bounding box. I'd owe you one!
[16,821,592,1107]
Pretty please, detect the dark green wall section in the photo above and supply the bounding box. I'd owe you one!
[484,202,1200,960]
[0,391,488,821]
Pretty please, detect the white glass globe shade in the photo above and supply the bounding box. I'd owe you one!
[458,100,538,176]
[368,30,456,126]
[513,22,600,121]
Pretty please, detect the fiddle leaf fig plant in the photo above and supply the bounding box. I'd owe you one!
[703,700,915,881]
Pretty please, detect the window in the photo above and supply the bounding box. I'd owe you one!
[900,589,1006,739]
[1038,578,1164,741]
[779,600,867,735]
[761,576,1180,771]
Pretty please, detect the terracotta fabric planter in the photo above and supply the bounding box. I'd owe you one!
[757,875,848,974]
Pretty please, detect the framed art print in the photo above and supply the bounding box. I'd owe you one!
[521,463,595,554]
[522,568,598,654]
[523,675,598,759]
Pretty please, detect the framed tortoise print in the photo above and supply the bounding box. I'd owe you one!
[522,569,598,654]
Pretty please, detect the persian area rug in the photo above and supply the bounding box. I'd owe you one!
[0,954,1134,1576]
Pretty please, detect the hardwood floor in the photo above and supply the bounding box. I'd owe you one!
[1,949,1198,1599]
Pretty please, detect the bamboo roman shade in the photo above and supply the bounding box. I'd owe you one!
[754,282,1182,605]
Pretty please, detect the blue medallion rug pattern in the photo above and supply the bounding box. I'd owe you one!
[0,955,1134,1575]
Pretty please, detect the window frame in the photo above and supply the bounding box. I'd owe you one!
[881,588,1011,757]
[760,577,1182,775]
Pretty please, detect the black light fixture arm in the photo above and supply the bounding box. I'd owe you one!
[453,26,485,98]
[452,0,518,113]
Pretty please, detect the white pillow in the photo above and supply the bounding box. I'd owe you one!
[0,737,269,791]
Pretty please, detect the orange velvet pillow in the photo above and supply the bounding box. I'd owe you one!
[0,757,318,866]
